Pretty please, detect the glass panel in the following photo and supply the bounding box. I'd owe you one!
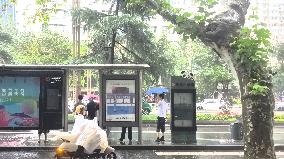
[46,89,59,110]
[173,93,193,127]
[105,80,136,122]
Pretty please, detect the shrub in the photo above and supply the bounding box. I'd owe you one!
[67,113,284,122]
[196,113,240,121]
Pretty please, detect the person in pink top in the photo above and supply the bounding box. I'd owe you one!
[155,93,167,142]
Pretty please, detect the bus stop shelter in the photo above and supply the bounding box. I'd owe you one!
[0,64,149,144]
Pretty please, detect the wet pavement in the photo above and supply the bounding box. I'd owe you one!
[0,150,241,159]
[0,123,284,151]
[2,150,284,159]
[0,124,243,148]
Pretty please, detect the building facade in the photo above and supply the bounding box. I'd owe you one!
[0,0,15,23]
[249,0,284,43]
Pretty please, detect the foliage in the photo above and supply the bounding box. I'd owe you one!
[249,82,269,96]
[68,112,284,122]
[273,72,284,96]
[275,43,284,65]
[73,3,175,87]
[272,43,284,96]
[232,98,241,105]
[274,114,284,121]
[33,0,66,24]
[142,114,157,121]
[0,23,15,63]
[231,21,272,96]
[197,113,239,121]
[122,0,156,18]
[149,0,217,40]
[191,40,234,98]
[12,30,72,64]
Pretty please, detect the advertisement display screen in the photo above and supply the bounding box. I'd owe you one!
[0,77,40,128]
[106,80,135,122]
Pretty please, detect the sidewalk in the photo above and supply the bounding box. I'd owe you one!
[0,123,284,151]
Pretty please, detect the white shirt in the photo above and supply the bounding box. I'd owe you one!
[157,99,167,118]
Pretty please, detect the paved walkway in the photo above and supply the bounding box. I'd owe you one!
[0,123,283,151]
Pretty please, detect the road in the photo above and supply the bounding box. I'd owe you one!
[2,150,284,159]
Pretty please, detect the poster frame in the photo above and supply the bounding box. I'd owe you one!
[102,74,139,127]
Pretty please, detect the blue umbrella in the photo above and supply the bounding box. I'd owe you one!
[145,87,169,95]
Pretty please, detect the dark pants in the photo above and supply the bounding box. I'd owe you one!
[156,117,165,133]
[120,127,132,140]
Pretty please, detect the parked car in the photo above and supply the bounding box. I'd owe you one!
[275,102,284,111]
[200,99,223,110]
[196,102,203,110]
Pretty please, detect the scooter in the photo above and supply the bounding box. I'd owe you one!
[55,138,116,159]
[54,117,117,159]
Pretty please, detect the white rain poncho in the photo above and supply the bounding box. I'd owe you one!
[52,115,109,154]
[75,120,108,153]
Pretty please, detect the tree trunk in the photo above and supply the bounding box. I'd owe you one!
[236,69,276,159]
[144,0,277,158]
[109,0,120,64]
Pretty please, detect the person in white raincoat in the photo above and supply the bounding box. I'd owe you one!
[53,107,112,156]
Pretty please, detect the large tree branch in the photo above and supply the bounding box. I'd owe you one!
[146,0,249,48]
[146,0,249,80]
[201,0,250,47]
[115,41,143,62]
[145,0,177,24]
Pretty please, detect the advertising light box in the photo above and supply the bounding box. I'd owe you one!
[0,76,40,128]
[102,74,139,127]
[105,79,136,122]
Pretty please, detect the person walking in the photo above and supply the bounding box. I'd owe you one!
[155,93,167,142]
[86,97,99,120]
[119,127,132,145]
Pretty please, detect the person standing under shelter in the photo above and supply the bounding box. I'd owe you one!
[73,94,86,115]
[86,97,99,120]
[155,93,167,142]
[119,127,132,145]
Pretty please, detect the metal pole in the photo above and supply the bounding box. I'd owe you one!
[64,69,70,132]
[138,70,143,144]
[99,70,103,127]
[72,0,81,100]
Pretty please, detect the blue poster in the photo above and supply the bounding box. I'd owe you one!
[106,80,135,121]
[0,77,40,127]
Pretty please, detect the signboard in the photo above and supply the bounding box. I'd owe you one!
[102,74,139,127]
[0,77,40,128]
[106,80,135,121]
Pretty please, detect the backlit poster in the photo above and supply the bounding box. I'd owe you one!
[0,77,40,128]
[106,80,135,121]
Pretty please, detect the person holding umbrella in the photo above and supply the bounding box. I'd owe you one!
[155,93,167,142]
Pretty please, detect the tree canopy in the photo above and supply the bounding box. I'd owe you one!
[12,30,72,64]
[0,24,13,63]
[72,2,176,86]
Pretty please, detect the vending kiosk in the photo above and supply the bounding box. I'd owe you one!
[171,76,196,143]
